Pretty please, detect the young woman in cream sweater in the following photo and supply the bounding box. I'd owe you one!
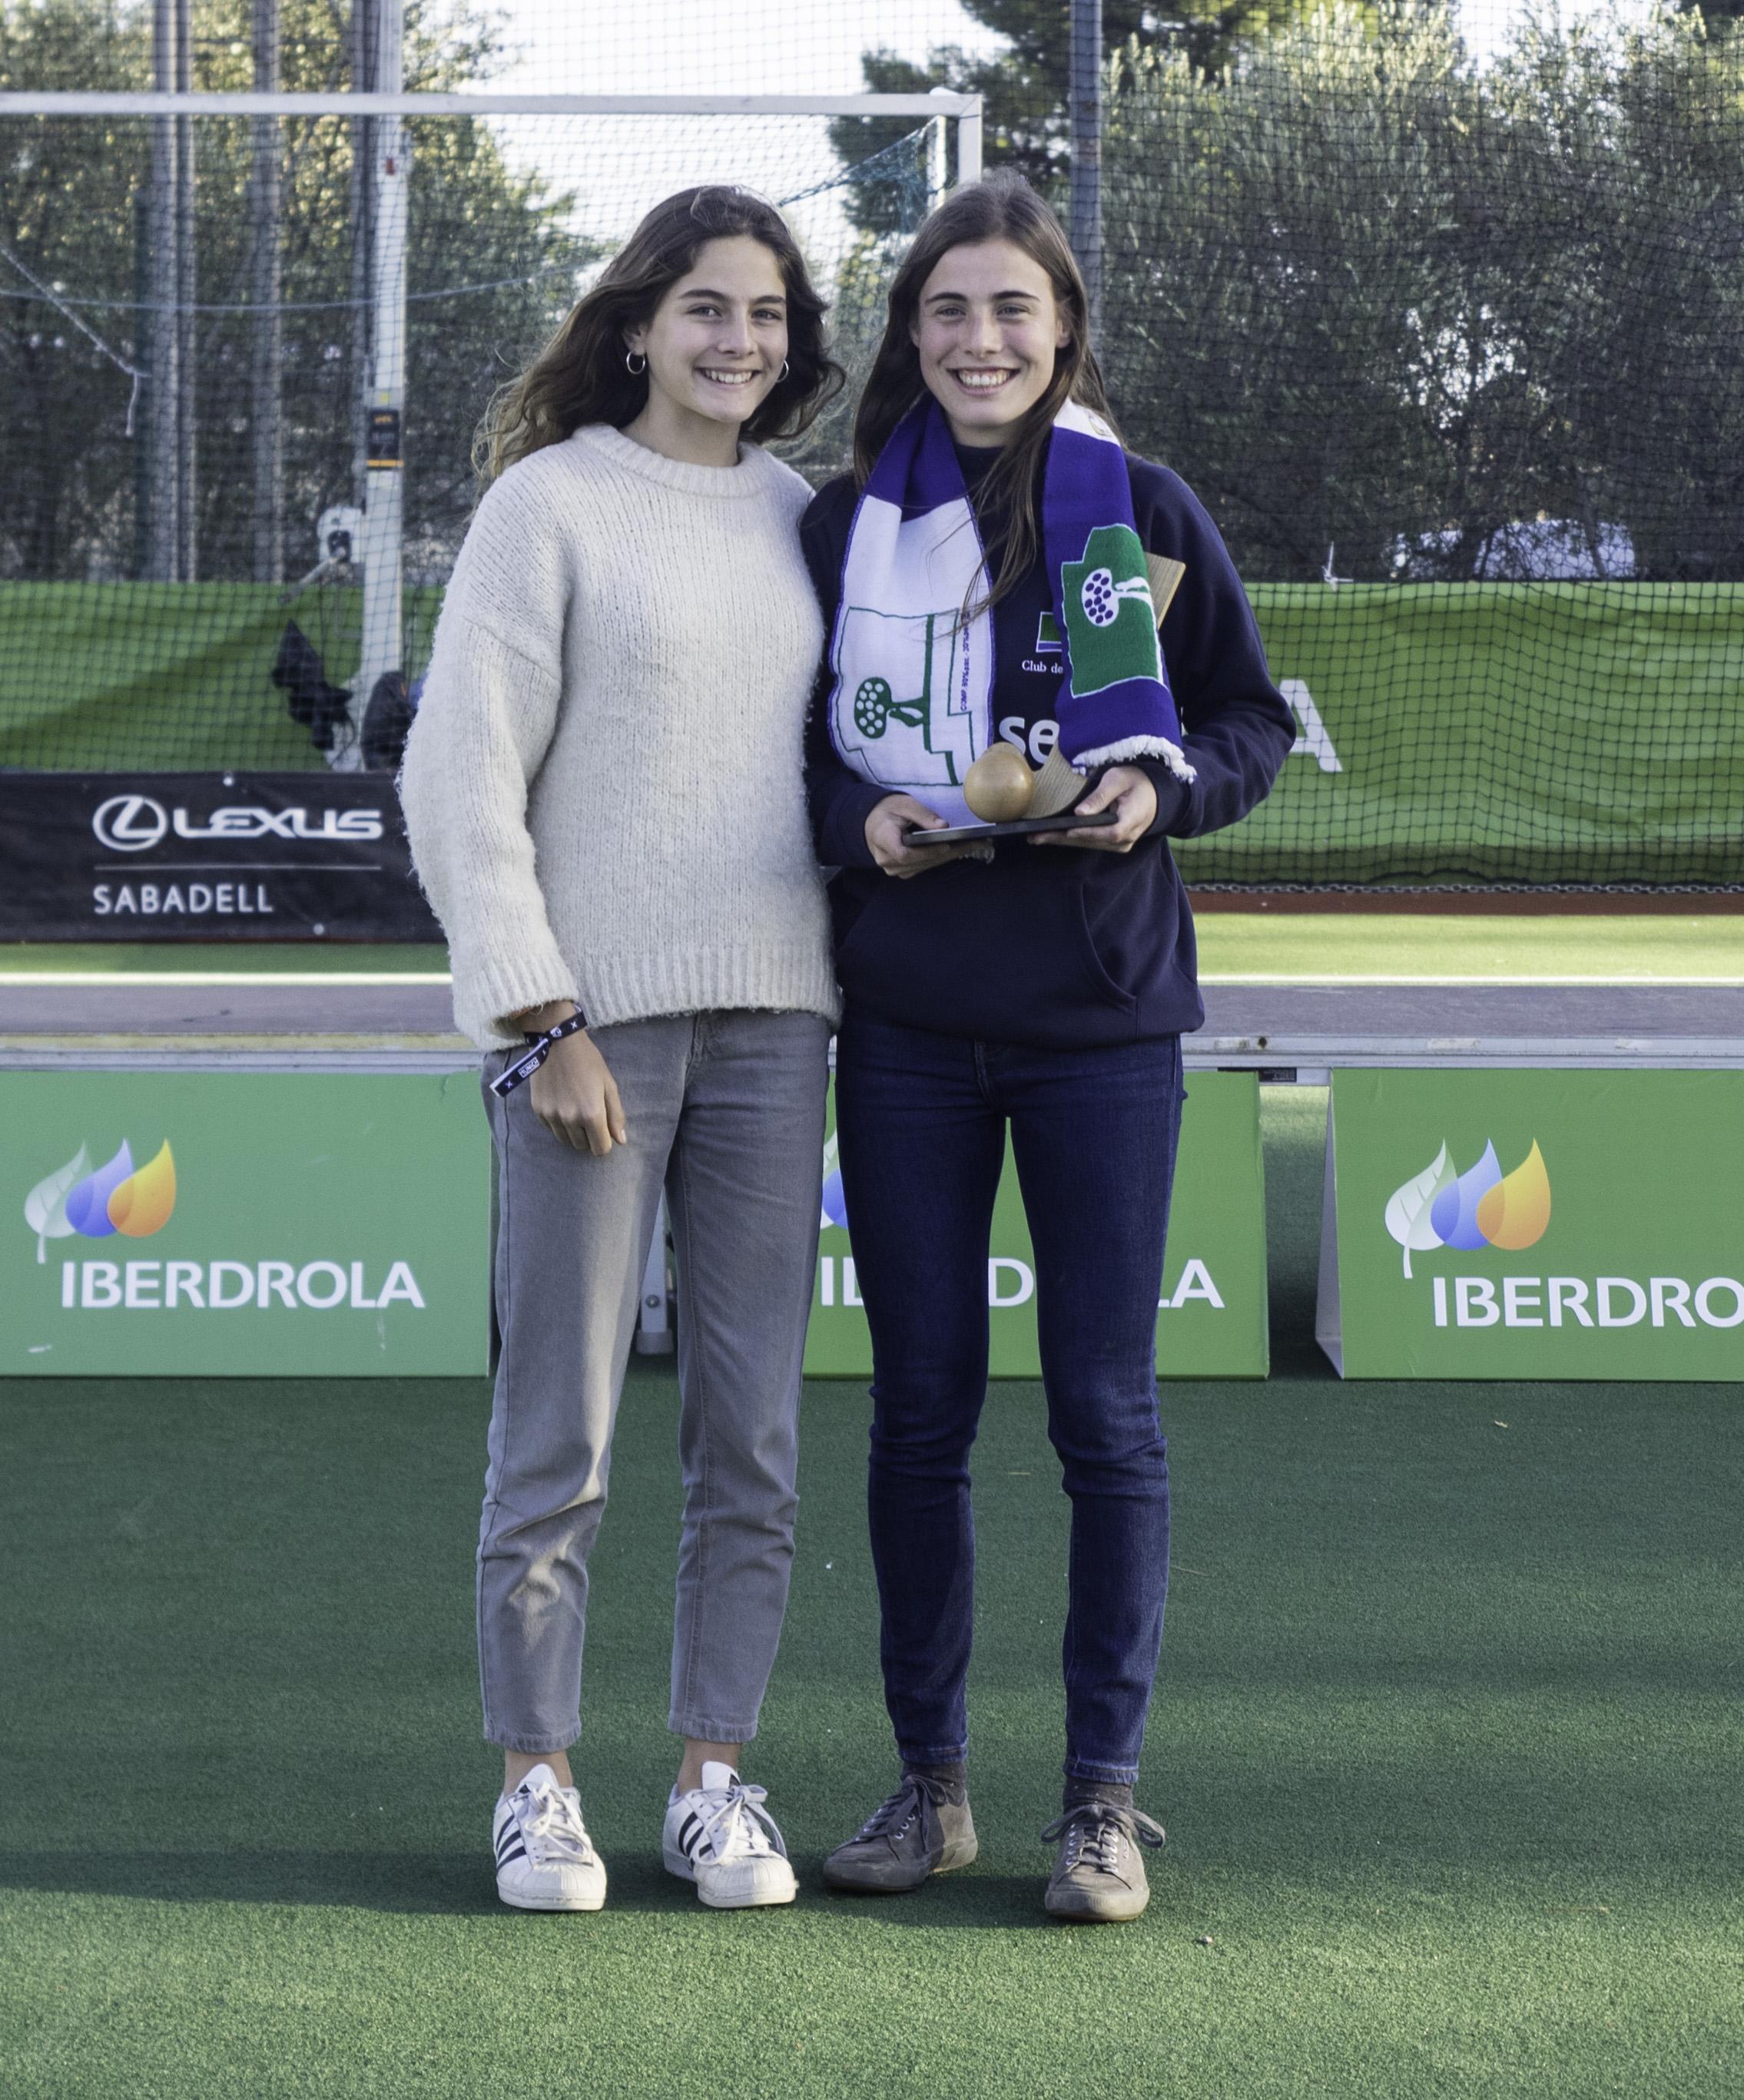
[401,187,843,1914]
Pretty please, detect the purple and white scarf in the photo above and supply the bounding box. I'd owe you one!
[826,395,1192,826]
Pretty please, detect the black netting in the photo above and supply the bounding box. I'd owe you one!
[0,94,936,773]
[2,1,1740,887]
[1097,8,1744,886]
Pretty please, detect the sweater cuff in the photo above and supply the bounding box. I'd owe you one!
[455,945,582,1048]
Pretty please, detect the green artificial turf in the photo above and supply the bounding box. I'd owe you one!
[0,942,452,979]
[1,1089,1739,2098]
[5,913,1739,986]
[1193,912,1744,984]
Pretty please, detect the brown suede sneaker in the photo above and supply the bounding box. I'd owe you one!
[822,1773,978,1894]
[1041,1801,1165,1922]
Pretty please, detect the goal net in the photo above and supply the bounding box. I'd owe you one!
[0,94,971,773]
[3,15,1742,892]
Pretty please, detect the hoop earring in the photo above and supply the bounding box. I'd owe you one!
[625,350,648,376]
[779,358,790,381]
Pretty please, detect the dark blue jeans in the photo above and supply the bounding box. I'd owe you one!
[834,1011,1185,1787]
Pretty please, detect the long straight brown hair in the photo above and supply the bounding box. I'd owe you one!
[854,170,1119,608]
[479,185,844,480]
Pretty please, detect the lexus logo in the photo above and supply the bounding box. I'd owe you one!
[89,795,386,850]
[92,794,168,853]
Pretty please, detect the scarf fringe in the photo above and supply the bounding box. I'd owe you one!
[1072,735,1198,783]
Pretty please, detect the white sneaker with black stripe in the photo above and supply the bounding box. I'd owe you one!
[662,1760,798,1910]
[492,1763,606,1912]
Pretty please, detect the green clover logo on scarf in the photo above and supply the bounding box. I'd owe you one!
[1059,525,1163,699]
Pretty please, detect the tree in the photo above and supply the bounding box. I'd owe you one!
[1478,8,1744,579]
[0,0,595,583]
[0,1,146,578]
[829,0,1334,236]
[1099,2,1744,581]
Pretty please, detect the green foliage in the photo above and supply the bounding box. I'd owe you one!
[829,0,1330,236]
[0,2,147,577]
[1101,2,1744,580]
[774,232,894,489]
[0,1,595,582]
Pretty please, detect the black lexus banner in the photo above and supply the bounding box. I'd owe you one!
[0,773,442,941]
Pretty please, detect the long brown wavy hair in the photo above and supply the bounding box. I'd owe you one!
[854,170,1119,608]
[479,186,844,480]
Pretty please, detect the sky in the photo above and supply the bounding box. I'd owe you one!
[469,4,1008,253]
[483,2,1007,98]
[467,0,1663,257]
[479,0,1658,96]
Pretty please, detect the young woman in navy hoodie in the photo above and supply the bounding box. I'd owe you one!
[803,173,1295,1922]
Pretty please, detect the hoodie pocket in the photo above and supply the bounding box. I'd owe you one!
[1072,882,1138,1013]
[833,858,1137,1042]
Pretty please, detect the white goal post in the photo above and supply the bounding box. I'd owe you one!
[0,92,983,194]
[1,88,983,769]
[1,90,983,147]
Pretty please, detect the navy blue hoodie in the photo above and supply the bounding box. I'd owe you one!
[803,442,1295,1048]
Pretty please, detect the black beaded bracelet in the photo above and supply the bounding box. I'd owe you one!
[489,1009,590,1098]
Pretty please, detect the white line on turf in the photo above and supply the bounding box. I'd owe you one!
[0,972,455,987]
[2,972,1738,989]
[1199,975,1742,986]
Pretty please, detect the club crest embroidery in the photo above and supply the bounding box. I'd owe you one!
[1059,524,1162,697]
[830,605,980,792]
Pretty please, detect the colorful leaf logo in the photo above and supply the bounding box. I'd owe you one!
[22,1136,178,1254]
[1382,1137,1551,1271]
[1429,1141,1502,1250]
[23,1143,91,1264]
[64,1142,134,1239]
[1474,1139,1550,1250]
[1383,1142,1457,1279]
[109,1141,177,1237]
[819,1132,847,1231]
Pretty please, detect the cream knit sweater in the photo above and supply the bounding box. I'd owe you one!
[400,424,839,1048]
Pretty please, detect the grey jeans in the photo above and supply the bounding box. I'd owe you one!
[478,1009,831,1754]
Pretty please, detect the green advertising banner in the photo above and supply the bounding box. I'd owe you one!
[1172,582,1744,886]
[4,1072,489,1376]
[805,1071,1268,1381]
[1318,1070,1744,1381]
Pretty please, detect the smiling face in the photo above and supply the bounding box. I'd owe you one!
[625,235,790,451]
[910,238,1072,449]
